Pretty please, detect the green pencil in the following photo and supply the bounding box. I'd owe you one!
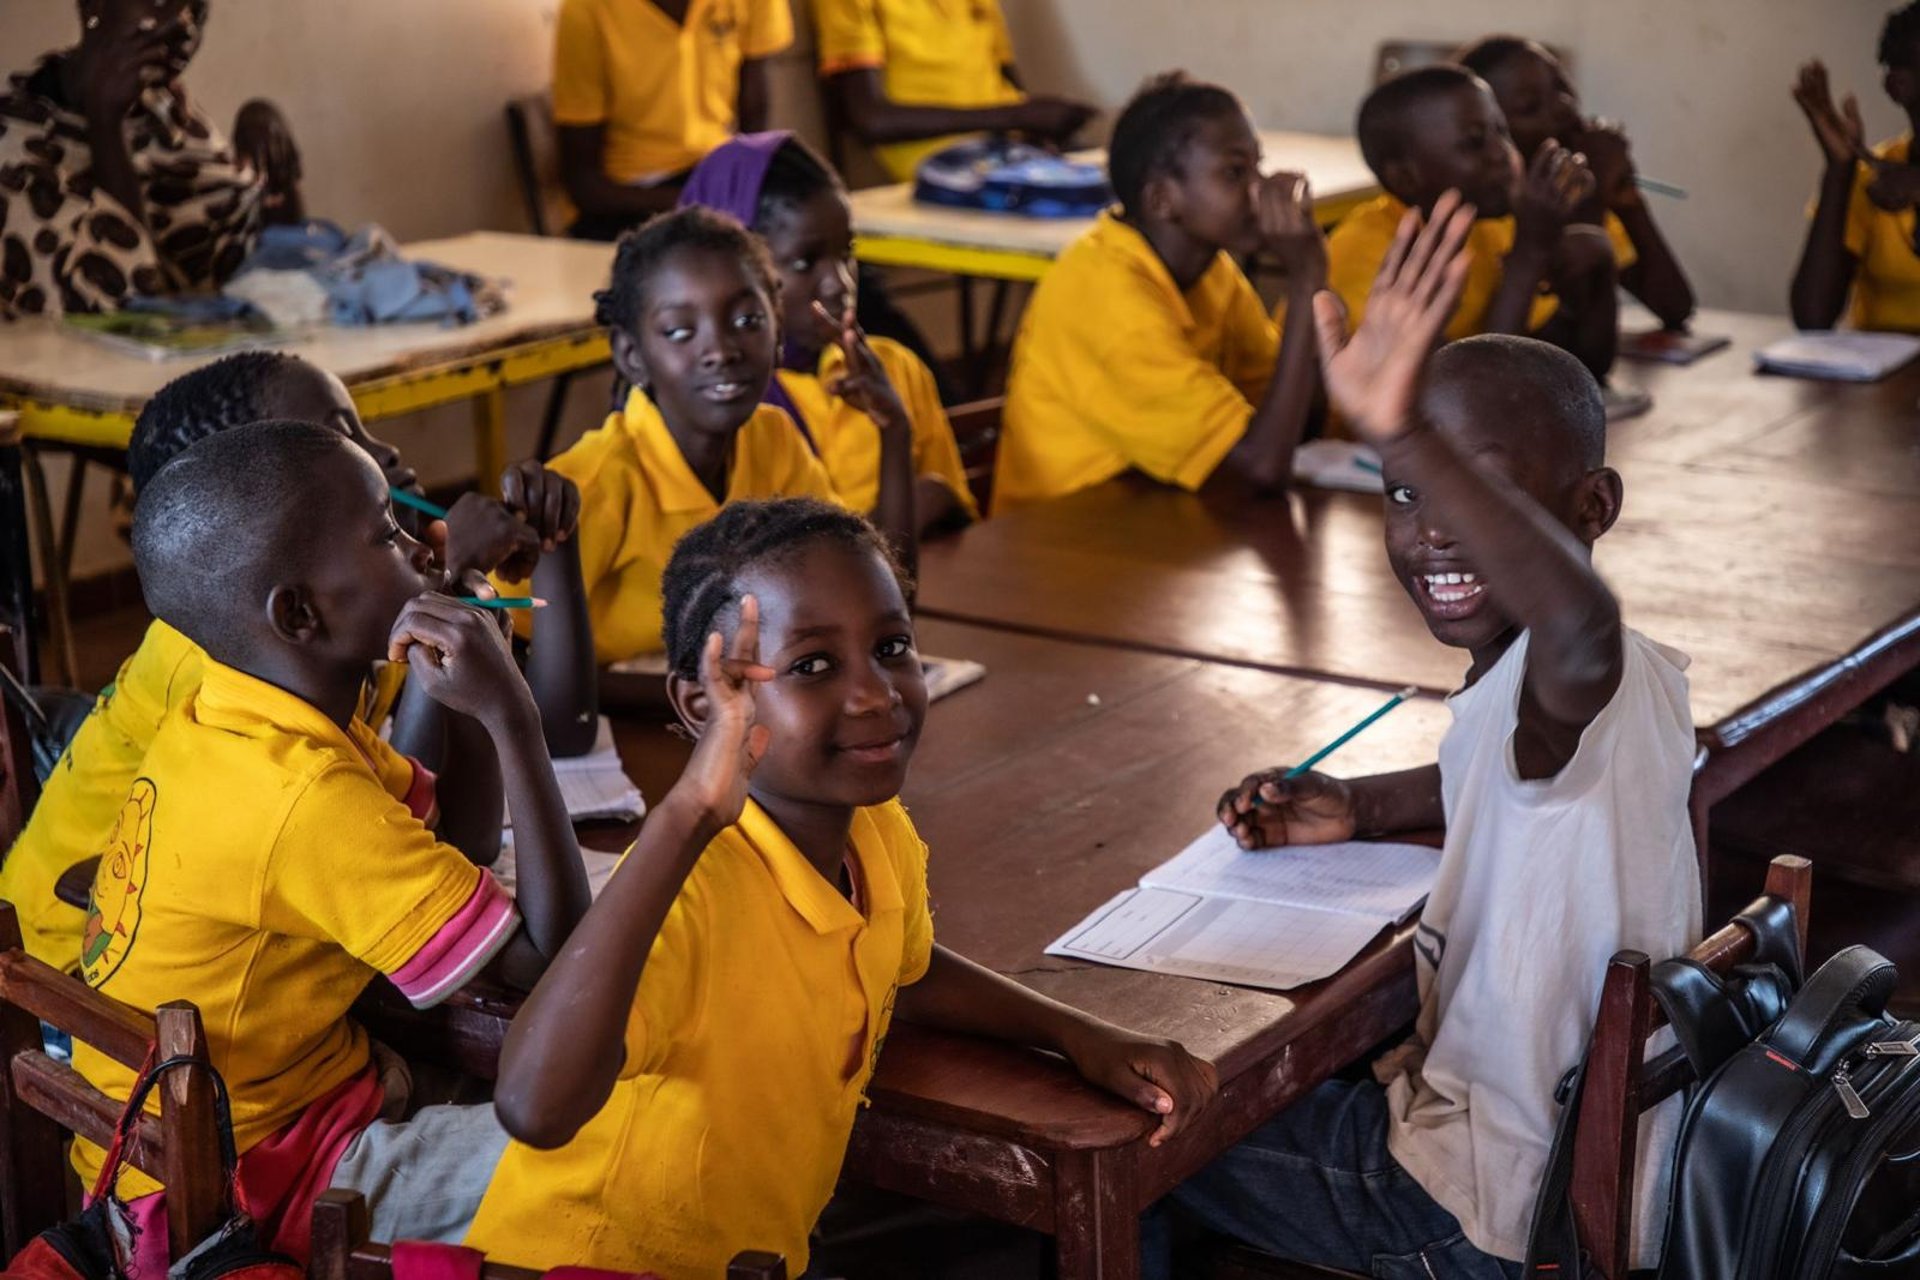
[456,596,547,610]
[1284,685,1420,778]
[1632,175,1687,199]
[390,487,449,520]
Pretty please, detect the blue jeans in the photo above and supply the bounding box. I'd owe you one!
[1145,1080,1523,1280]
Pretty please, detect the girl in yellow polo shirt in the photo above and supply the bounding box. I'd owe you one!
[466,498,1219,1278]
[679,131,978,535]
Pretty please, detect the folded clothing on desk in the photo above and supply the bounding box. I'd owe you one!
[225,220,507,327]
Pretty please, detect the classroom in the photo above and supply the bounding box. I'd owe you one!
[0,1,1917,1277]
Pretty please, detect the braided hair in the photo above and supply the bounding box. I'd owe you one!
[1107,71,1247,218]
[592,206,783,335]
[660,498,911,680]
[754,137,845,232]
[129,350,309,491]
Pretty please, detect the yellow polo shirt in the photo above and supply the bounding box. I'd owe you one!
[526,390,838,664]
[996,211,1279,513]
[467,797,934,1278]
[811,0,1023,180]
[776,337,978,519]
[71,659,517,1196]
[552,0,794,184]
[1831,136,1920,331]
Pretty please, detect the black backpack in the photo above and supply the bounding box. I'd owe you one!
[1653,944,1920,1279]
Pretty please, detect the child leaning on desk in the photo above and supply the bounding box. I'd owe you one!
[1161,195,1700,1275]
[465,497,1217,1279]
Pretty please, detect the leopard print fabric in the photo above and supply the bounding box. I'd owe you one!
[0,53,263,320]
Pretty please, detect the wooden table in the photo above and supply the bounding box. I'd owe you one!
[0,232,615,683]
[850,131,1379,283]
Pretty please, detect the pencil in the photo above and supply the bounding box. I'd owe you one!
[456,596,547,610]
[1284,686,1420,778]
[1354,456,1383,475]
[390,487,449,520]
[1632,175,1687,199]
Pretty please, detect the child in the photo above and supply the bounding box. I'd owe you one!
[465,497,1218,1277]
[0,351,584,969]
[1790,4,1920,331]
[72,421,592,1266]
[811,0,1095,182]
[509,205,918,668]
[1456,36,1696,330]
[1170,196,1699,1274]
[678,131,979,536]
[1328,65,1619,380]
[997,72,1325,514]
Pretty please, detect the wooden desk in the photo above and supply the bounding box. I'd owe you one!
[850,131,1379,283]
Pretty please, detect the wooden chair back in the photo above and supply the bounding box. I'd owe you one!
[946,396,1002,516]
[311,1190,788,1280]
[0,902,226,1261]
[1567,854,1812,1278]
[504,95,573,239]
[0,623,36,849]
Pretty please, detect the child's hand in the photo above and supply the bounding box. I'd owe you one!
[1254,172,1327,290]
[1016,95,1097,145]
[1570,118,1635,210]
[816,301,910,434]
[500,461,582,556]
[1061,1024,1218,1147]
[387,594,527,726]
[1216,769,1357,850]
[444,492,543,582]
[1512,141,1594,252]
[1792,60,1867,170]
[671,594,775,835]
[1309,190,1474,445]
[1864,160,1920,212]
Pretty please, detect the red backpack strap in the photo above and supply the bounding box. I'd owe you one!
[389,1242,486,1280]
[88,1044,158,1204]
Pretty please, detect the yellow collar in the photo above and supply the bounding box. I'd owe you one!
[734,798,906,935]
[191,656,373,767]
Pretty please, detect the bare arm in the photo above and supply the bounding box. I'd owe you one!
[557,124,683,224]
[737,57,774,133]
[527,540,599,757]
[1221,174,1325,491]
[430,709,505,869]
[1485,143,1592,336]
[827,68,1091,147]
[1790,61,1868,330]
[1613,200,1695,329]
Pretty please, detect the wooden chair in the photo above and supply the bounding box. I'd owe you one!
[0,624,37,850]
[0,902,226,1262]
[504,94,584,463]
[310,1190,788,1280]
[946,396,1002,516]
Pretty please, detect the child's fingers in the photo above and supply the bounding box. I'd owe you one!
[1376,209,1419,291]
[730,594,762,673]
[1309,291,1351,369]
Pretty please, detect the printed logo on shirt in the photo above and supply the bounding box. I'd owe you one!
[81,778,157,988]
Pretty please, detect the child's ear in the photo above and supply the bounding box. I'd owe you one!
[1575,467,1624,543]
[665,670,709,741]
[1378,155,1421,207]
[1887,68,1918,110]
[1139,170,1181,226]
[609,326,650,391]
[265,583,320,646]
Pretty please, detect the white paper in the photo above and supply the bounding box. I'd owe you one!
[1754,331,1920,382]
[606,653,984,703]
[1140,825,1436,925]
[1291,439,1384,494]
[506,716,645,826]
[492,833,626,900]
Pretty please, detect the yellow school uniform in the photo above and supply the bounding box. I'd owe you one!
[71,659,516,1195]
[524,390,837,664]
[0,625,408,973]
[996,211,1279,513]
[1833,136,1920,331]
[810,0,1023,180]
[466,797,934,1279]
[552,0,794,184]
[777,337,978,519]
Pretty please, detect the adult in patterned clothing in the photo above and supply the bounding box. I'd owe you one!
[0,0,306,319]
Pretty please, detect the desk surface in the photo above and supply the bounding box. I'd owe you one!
[0,232,613,416]
[849,130,1378,263]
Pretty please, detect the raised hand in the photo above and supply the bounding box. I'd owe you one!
[815,300,910,433]
[1792,60,1868,169]
[1309,190,1475,444]
[1255,172,1327,288]
[387,593,526,724]
[673,594,775,834]
[68,15,172,123]
[1015,95,1097,146]
[1569,117,1635,210]
[443,491,543,582]
[500,461,582,554]
[1513,140,1596,252]
[1061,1025,1219,1147]
[1216,769,1358,851]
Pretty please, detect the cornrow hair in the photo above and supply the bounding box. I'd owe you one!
[755,137,844,232]
[660,497,911,680]
[592,205,783,333]
[129,350,307,491]
[1882,1,1920,69]
[1107,71,1246,218]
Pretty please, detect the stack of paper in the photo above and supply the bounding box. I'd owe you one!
[1618,328,1732,366]
[606,653,986,704]
[1754,331,1920,382]
[1047,825,1439,991]
[1291,439,1384,494]
[507,716,645,826]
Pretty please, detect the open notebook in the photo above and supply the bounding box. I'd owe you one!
[606,653,986,702]
[503,716,645,827]
[1047,825,1439,991]
[1291,440,1384,494]
[1754,331,1920,382]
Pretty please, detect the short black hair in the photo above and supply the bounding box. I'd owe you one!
[1357,64,1486,179]
[1425,334,1606,471]
[1453,35,1540,82]
[132,420,362,665]
[593,206,782,333]
[130,350,311,491]
[1881,2,1920,69]
[754,137,844,232]
[1107,71,1246,218]
[660,497,910,680]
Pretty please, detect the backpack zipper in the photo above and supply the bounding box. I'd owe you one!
[1830,1036,1920,1121]
[1797,1040,1920,1279]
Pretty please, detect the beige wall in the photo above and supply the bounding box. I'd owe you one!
[0,0,1899,583]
